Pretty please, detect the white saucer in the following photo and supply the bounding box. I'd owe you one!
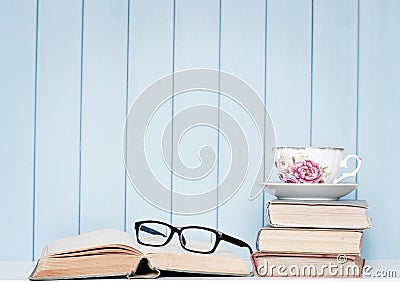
[262,182,358,200]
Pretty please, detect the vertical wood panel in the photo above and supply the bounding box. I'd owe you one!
[312,0,358,198]
[218,0,266,258]
[172,0,220,229]
[80,0,128,233]
[125,0,174,236]
[265,0,312,222]
[312,0,358,150]
[358,0,400,259]
[33,0,82,259]
[266,0,312,151]
[0,0,36,261]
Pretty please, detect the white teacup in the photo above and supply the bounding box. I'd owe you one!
[274,147,361,184]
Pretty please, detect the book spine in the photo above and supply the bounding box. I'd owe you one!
[250,253,258,276]
[265,201,273,226]
[255,228,262,251]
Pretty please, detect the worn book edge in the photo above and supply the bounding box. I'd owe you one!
[29,256,160,281]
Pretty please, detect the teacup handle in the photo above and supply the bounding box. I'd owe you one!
[333,154,362,183]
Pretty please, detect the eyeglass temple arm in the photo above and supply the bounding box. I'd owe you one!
[139,225,167,238]
[221,233,253,254]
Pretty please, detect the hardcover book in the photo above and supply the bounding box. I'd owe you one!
[256,226,364,255]
[251,252,365,277]
[266,200,372,229]
[29,229,252,280]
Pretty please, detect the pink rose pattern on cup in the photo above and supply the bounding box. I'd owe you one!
[289,159,323,183]
[276,154,329,184]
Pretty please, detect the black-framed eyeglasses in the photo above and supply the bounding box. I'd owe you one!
[134,220,253,255]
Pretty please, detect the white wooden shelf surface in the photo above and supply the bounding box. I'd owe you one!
[0,261,399,281]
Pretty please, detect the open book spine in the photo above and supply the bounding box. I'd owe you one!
[126,257,161,279]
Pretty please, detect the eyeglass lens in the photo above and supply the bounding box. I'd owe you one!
[138,222,171,246]
[180,228,217,253]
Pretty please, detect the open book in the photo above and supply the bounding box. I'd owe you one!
[29,229,252,280]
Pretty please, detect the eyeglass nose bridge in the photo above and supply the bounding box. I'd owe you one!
[163,226,183,244]
[175,227,191,249]
[169,226,182,236]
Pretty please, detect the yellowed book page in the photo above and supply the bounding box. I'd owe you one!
[148,252,250,276]
[136,237,218,255]
[140,238,250,275]
[32,253,143,280]
[259,229,362,254]
[50,246,140,258]
[46,229,139,256]
[269,205,370,228]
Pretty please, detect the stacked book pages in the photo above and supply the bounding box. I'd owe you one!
[252,200,372,278]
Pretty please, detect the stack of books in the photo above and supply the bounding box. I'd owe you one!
[252,199,372,278]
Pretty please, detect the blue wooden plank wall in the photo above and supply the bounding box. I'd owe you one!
[0,0,399,261]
